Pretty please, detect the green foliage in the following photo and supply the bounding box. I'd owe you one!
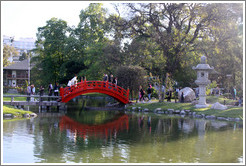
[119,3,243,90]
[128,99,243,118]
[206,81,218,95]
[75,3,109,80]
[33,17,69,85]
[115,65,147,99]
[3,105,33,118]
[206,96,235,105]
[195,3,243,94]
[3,94,27,101]
[3,45,18,67]
[59,60,87,84]
[209,81,218,89]
[19,52,28,61]
[149,87,158,99]
[30,3,243,97]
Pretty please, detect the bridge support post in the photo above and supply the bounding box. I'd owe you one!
[60,87,64,100]
[11,96,14,102]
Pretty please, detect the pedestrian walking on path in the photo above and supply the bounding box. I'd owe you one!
[147,84,152,101]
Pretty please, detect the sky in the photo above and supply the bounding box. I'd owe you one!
[1,1,115,40]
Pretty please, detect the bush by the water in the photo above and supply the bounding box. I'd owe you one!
[3,105,33,118]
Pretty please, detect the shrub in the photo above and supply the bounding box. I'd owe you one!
[116,65,147,99]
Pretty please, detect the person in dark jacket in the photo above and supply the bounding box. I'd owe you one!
[112,77,118,85]
[181,92,184,103]
[139,86,145,102]
[39,86,44,101]
[147,85,152,101]
[54,83,60,96]
[103,74,108,82]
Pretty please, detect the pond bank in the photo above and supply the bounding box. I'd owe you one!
[3,105,37,119]
[126,101,243,122]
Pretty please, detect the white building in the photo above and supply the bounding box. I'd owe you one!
[3,35,36,62]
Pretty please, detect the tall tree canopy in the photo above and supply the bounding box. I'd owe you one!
[31,3,243,94]
[75,3,110,80]
[34,17,69,84]
[112,3,243,88]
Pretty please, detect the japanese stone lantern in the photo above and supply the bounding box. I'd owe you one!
[192,55,214,108]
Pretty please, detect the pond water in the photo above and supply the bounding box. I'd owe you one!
[2,95,244,164]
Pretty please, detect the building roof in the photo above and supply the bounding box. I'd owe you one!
[3,59,32,70]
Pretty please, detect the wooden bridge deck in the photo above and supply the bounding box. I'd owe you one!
[3,95,64,107]
[3,101,63,106]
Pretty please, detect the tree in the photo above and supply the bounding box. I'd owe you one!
[19,52,28,61]
[3,45,18,67]
[116,65,147,99]
[33,17,69,85]
[114,3,243,86]
[30,2,243,95]
[75,3,110,80]
[194,3,243,94]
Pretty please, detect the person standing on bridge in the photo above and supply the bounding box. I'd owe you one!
[112,77,118,89]
[31,84,35,95]
[103,74,108,82]
[26,84,31,101]
[30,84,35,101]
[108,74,114,89]
[108,74,111,83]
[112,77,117,85]
[48,83,53,96]
[109,74,114,83]
[48,83,53,101]
[54,83,60,96]
[103,74,108,88]
[67,80,71,87]
[39,86,44,96]
[39,85,44,101]
[71,74,78,86]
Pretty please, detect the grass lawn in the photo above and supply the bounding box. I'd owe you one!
[3,96,27,101]
[128,96,243,119]
[206,95,236,105]
[3,105,34,118]
[3,93,40,101]
[3,93,27,101]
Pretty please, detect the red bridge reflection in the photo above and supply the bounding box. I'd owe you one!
[59,114,129,139]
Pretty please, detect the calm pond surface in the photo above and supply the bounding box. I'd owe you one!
[3,95,244,163]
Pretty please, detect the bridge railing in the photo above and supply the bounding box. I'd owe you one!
[60,80,129,102]
[3,94,61,102]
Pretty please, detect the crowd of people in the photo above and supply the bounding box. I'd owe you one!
[138,84,153,103]
[137,84,187,103]
[103,74,118,85]
[26,82,61,102]
[26,74,242,106]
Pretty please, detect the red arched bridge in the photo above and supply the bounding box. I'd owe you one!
[60,80,130,104]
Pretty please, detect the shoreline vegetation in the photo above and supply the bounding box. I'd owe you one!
[3,94,243,121]
[3,105,37,120]
[126,96,243,121]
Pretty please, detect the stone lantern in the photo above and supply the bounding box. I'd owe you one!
[192,55,214,108]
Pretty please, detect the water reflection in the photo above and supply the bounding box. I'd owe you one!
[59,114,129,140]
[3,109,243,163]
